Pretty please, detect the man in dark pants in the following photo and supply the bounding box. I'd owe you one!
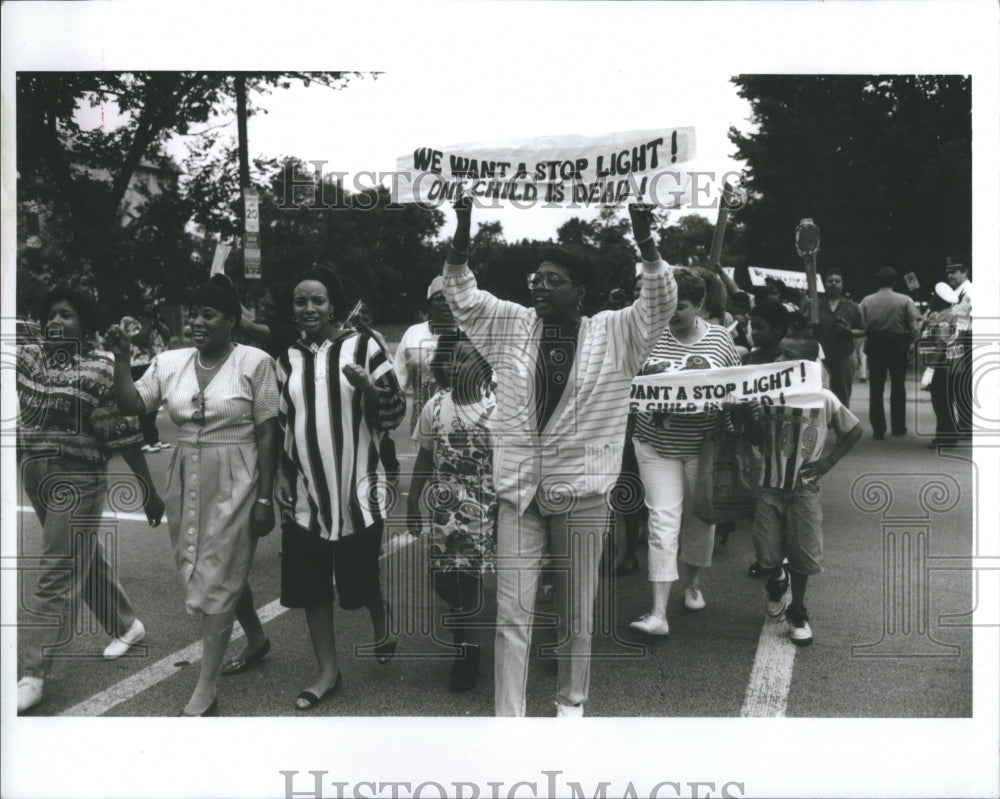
[944,258,973,440]
[860,267,920,439]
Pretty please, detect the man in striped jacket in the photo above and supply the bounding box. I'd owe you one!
[442,199,677,717]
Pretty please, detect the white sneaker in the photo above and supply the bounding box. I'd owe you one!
[156,441,172,450]
[555,701,584,717]
[17,677,44,714]
[684,587,706,611]
[104,619,146,659]
[141,444,160,453]
[629,613,670,636]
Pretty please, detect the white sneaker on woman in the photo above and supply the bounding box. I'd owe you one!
[629,613,670,636]
[684,587,706,611]
[17,677,44,714]
[103,619,146,659]
[555,701,584,717]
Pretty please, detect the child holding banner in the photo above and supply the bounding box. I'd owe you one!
[746,335,862,646]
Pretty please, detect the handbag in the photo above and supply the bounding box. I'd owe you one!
[693,412,761,525]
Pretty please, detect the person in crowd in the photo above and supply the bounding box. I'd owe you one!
[16,288,166,714]
[944,258,973,440]
[443,198,677,717]
[743,299,790,367]
[394,277,459,435]
[693,265,735,331]
[920,282,960,448]
[237,281,299,358]
[628,270,741,636]
[809,268,864,407]
[745,333,862,646]
[107,275,280,716]
[272,267,406,710]
[860,267,920,439]
[123,300,172,453]
[741,299,791,577]
[407,330,497,693]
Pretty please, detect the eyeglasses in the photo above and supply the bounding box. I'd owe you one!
[191,391,206,425]
[527,272,577,291]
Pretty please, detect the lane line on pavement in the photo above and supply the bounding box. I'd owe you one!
[17,505,153,523]
[739,613,797,717]
[57,532,418,717]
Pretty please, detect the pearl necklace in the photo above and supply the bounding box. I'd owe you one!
[196,349,233,370]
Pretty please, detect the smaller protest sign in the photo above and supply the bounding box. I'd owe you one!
[628,360,824,414]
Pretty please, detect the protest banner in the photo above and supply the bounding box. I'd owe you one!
[392,127,696,209]
[722,266,825,293]
[628,360,824,414]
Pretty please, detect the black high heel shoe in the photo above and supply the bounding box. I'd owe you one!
[181,698,218,717]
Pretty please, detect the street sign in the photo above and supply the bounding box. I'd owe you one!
[243,187,260,233]
[244,232,262,279]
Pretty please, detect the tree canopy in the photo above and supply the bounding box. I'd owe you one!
[729,75,971,297]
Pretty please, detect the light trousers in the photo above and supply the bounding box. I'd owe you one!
[494,496,608,716]
[20,454,138,678]
[633,439,714,583]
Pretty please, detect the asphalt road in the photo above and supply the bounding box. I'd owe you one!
[15,375,974,719]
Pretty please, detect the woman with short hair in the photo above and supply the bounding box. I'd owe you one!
[108,275,280,716]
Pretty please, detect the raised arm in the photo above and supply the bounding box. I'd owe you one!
[606,204,678,376]
[105,326,147,416]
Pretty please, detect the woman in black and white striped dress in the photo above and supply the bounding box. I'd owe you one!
[273,267,406,710]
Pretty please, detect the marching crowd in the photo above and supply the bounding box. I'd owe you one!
[15,201,973,717]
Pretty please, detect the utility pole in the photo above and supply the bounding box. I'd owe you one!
[235,74,261,288]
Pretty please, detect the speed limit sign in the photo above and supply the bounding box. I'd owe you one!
[243,187,259,234]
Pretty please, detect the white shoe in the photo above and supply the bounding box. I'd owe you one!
[17,677,44,714]
[629,613,670,636]
[684,587,706,611]
[104,619,146,659]
[555,701,584,718]
[156,441,172,450]
[141,444,160,453]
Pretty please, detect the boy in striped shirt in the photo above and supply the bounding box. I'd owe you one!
[747,334,862,645]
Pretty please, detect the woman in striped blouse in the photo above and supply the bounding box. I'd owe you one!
[629,269,741,637]
[109,275,280,716]
[273,267,406,710]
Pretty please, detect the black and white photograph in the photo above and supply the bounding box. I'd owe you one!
[2,2,998,798]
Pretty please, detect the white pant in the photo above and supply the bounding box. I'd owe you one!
[633,439,714,582]
[493,497,608,716]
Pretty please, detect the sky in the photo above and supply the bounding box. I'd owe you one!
[76,68,755,244]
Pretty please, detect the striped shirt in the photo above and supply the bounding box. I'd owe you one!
[136,345,278,445]
[758,388,859,490]
[633,323,741,459]
[443,257,677,516]
[16,344,143,463]
[276,331,406,540]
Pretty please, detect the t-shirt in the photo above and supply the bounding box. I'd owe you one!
[758,388,860,491]
[633,323,740,458]
[415,390,495,451]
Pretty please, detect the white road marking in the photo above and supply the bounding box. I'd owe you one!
[17,505,155,523]
[56,532,418,717]
[739,613,797,717]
